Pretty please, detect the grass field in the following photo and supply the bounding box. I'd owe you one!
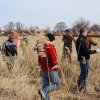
[0,34,100,100]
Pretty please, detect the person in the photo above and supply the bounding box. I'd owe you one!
[13,32,20,48]
[21,33,28,45]
[75,28,100,93]
[62,29,76,63]
[2,34,18,73]
[34,33,60,100]
[20,33,28,55]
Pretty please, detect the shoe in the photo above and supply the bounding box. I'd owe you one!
[38,89,45,100]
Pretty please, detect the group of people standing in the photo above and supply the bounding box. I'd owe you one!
[0,28,100,100]
[34,28,100,100]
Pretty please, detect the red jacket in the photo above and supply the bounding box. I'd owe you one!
[38,42,59,72]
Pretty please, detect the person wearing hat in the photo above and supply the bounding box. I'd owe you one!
[75,27,100,93]
[35,33,60,100]
[2,34,18,74]
[62,29,75,63]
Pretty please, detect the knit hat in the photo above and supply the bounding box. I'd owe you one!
[64,29,70,33]
[46,33,55,42]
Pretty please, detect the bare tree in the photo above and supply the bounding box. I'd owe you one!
[54,22,67,33]
[90,24,100,32]
[3,22,15,31]
[89,24,100,35]
[44,26,51,33]
[30,26,35,33]
[15,22,24,32]
[72,17,90,34]
[34,26,40,33]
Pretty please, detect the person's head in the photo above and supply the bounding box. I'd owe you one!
[8,34,14,42]
[64,29,71,36]
[79,27,88,37]
[46,33,55,42]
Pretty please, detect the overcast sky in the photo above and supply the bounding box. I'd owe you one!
[0,0,100,29]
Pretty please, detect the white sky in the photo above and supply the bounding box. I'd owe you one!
[0,0,100,29]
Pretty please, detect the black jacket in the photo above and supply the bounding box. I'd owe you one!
[2,39,18,56]
[76,34,97,61]
[62,35,72,48]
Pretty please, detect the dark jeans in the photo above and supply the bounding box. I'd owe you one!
[42,71,60,100]
[77,59,90,92]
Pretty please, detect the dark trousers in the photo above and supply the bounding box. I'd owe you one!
[77,59,90,92]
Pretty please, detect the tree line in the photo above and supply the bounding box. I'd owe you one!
[0,17,100,35]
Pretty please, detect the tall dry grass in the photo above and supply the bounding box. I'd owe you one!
[0,35,100,100]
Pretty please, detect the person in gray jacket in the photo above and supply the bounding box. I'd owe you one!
[2,34,18,73]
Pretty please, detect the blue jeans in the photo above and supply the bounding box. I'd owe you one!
[77,59,90,92]
[42,71,60,100]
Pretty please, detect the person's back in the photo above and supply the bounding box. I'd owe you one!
[38,42,59,72]
[63,35,72,51]
[62,29,73,63]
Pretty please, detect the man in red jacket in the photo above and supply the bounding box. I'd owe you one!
[36,33,60,100]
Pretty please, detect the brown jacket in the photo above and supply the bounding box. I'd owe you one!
[86,37,97,49]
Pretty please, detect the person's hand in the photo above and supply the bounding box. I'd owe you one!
[81,56,86,64]
[96,48,100,53]
[52,65,59,69]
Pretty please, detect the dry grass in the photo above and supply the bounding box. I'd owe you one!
[0,34,100,100]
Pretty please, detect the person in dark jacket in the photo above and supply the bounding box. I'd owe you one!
[76,28,100,93]
[2,34,18,73]
[62,29,75,63]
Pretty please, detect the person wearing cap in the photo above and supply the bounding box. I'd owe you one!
[35,33,60,100]
[62,29,75,63]
[2,34,18,73]
[75,28,100,93]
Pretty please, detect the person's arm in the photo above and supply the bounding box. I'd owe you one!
[82,40,97,55]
